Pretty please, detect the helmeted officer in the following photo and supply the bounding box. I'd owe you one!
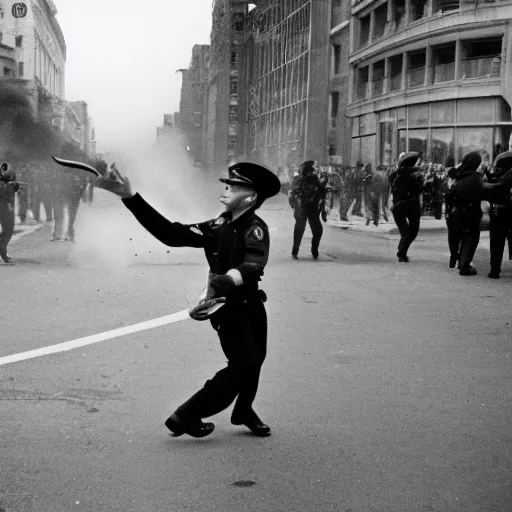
[388,151,424,262]
[0,162,20,264]
[96,162,281,438]
[485,151,512,279]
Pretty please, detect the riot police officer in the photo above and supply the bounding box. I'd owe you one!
[94,161,281,438]
[0,162,20,264]
[486,151,512,279]
[389,152,424,262]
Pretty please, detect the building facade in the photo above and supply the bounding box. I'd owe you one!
[204,0,248,171]
[179,44,210,165]
[244,0,331,170]
[347,0,512,169]
[328,0,352,167]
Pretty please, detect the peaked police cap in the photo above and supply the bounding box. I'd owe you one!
[219,162,281,199]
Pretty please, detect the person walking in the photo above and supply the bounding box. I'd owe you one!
[0,162,20,264]
[389,152,424,262]
[289,160,328,260]
[94,161,281,438]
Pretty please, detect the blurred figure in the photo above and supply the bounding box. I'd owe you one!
[289,160,327,260]
[327,166,343,219]
[363,163,380,226]
[389,152,423,262]
[50,144,90,242]
[0,162,20,264]
[340,161,365,220]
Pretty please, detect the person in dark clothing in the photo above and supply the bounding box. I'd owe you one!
[0,162,20,264]
[95,161,281,439]
[444,152,484,275]
[389,152,424,262]
[485,151,512,279]
[289,160,327,260]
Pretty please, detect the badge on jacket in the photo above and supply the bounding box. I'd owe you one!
[251,227,264,241]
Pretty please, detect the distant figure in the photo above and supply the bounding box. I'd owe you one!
[0,162,20,264]
[389,152,424,262]
[289,160,327,260]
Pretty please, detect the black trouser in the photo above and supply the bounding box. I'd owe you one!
[446,205,482,269]
[489,208,512,274]
[292,204,323,254]
[0,198,15,252]
[176,297,267,420]
[391,198,421,257]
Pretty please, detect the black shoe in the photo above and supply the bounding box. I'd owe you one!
[459,265,477,276]
[397,253,409,263]
[449,255,458,269]
[488,270,500,279]
[340,216,348,221]
[165,413,215,438]
[365,218,370,226]
[231,409,271,437]
[0,247,12,264]
[311,249,319,260]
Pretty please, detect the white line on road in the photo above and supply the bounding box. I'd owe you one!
[0,309,191,367]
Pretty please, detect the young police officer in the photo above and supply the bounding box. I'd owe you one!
[96,162,281,438]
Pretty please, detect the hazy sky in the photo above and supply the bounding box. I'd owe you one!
[53,0,213,153]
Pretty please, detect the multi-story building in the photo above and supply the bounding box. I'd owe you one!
[245,0,331,170]
[66,101,96,158]
[179,44,210,165]
[347,0,512,168]
[0,0,66,100]
[204,0,249,171]
[328,0,352,167]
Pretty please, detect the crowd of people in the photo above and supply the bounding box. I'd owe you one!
[0,151,106,265]
[286,150,512,278]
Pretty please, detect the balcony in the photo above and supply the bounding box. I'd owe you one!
[407,67,425,88]
[434,62,455,84]
[356,82,368,100]
[390,74,402,91]
[461,56,501,79]
[372,78,384,96]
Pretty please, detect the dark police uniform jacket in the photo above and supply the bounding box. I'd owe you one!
[122,193,270,303]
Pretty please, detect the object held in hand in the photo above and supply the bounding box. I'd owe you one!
[188,275,227,321]
[52,156,101,177]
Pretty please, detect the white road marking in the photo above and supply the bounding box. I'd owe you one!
[0,309,191,367]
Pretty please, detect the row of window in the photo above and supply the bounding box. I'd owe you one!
[355,0,501,51]
[353,37,502,103]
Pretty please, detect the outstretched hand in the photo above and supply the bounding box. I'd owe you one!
[95,168,133,199]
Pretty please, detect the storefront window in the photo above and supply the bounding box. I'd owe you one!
[457,128,493,161]
[431,128,455,164]
[360,135,376,167]
[397,107,406,129]
[431,100,455,124]
[496,99,512,122]
[457,98,494,123]
[407,128,428,156]
[351,137,361,165]
[380,121,394,166]
[494,126,512,157]
[408,104,429,127]
[399,129,407,155]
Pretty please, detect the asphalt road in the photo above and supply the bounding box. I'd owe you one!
[1,190,511,512]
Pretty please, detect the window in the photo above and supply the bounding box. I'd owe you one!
[407,129,428,156]
[229,105,238,122]
[330,91,339,125]
[408,104,429,127]
[431,128,455,164]
[372,60,385,96]
[457,98,494,123]
[230,81,238,95]
[411,0,428,21]
[373,3,388,40]
[433,44,455,83]
[328,144,337,156]
[457,128,493,162]
[333,44,341,75]
[17,62,24,77]
[3,66,11,76]
[431,100,455,124]
[359,14,370,48]
[231,50,238,69]
[15,35,23,47]
[233,13,243,31]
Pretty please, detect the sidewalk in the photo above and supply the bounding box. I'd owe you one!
[325,212,447,235]
[268,192,448,234]
[11,217,46,244]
